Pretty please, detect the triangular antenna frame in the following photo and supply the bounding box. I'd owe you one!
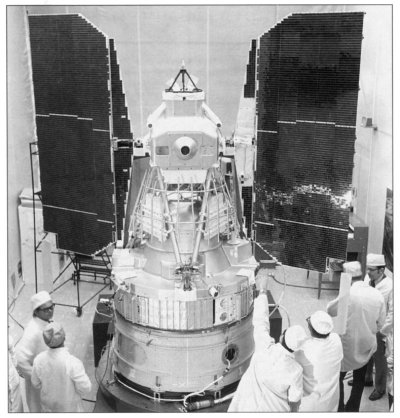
[166,63,202,93]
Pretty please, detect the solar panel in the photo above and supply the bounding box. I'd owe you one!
[241,186,253,236]
[29,14,133,255]
[109,38,133,140]
[253,12,364,272]
[109,38,134,240]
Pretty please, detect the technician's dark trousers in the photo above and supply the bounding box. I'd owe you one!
[366,332,387,393]
[338,362,369,412]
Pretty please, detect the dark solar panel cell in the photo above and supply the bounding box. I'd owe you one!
[253,12,364,272]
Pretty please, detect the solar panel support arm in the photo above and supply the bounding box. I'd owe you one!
[201,102,222,127]
[147,102,166,128]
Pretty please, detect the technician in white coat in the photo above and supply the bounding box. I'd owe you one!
[362,253,393,401]
[327,261,385,412]
[380,288,393,410]
[31,322,92,412]
[16,291,55,412]
[295,310,343,411]
[228,277,307,412]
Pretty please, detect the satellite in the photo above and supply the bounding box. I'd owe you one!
[28,11,364,412]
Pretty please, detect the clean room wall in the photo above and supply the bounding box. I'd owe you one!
[349,5,392,255]
[7,6,37,300]
[7,4,392,293]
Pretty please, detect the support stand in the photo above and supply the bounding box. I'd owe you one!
[29,141,113,316]
[51,251,113,317]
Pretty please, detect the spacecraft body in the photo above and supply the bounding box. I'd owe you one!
[110,70,258,397]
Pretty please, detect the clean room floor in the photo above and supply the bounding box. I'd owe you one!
[8,265,389,412]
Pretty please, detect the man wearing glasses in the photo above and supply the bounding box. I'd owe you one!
[362,254,393,401]
[327,261,385,412]
[16,291,55,412]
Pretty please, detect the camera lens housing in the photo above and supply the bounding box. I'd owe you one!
[173,136,198,160]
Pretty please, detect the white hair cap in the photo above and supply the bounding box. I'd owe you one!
[43,322,65,348]
[343,261,362,277]
[309,311,333,335]
[284,325,307,351]
[367,253,385,267]
[31,291,52,312]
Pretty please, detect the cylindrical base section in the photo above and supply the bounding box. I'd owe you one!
[95,347,235,412]
[113,312,254,393]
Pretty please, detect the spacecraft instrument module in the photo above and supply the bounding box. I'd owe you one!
[104,67,259,411]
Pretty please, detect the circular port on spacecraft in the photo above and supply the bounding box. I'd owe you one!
[173,136,198,160]
[220,312,227,322]
[181,145,190,156]
[222,344,239,365]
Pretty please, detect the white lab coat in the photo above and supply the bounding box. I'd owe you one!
[31,347,92,412]
[8,337,23,412]
[15,317,49,412]
[381,289,393,338]
[381,290,393,397]
[327,281,385,372]
[295,333,343,411]
[365,274,393,331]
[228,294,303,412]
[364,274,392,304]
